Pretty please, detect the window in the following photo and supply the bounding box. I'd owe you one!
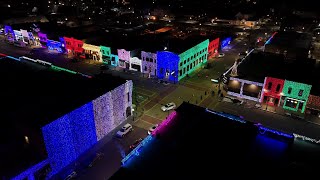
[179,70,182,76]
[144,66,147,71]
[193,54,196,59]
[298,89,304,96]
[276,84,281,92]
[187,65,189,71]
[267,82,272,90]
[187,58,190,62]
[190,63,193,69]
[154,59,156,63]
[183,68,186,74]
[288,87,292,94]
[102,50,105,54]
[184,60,186,64]
[180,62,182,67]
[127,92,130,102]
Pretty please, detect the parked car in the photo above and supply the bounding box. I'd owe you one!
[129,138,143,151]
[116,123,133,137]
[64,171,77,180]
[218,53,225,58]
[148,124,159,135]
[161,102,176,112]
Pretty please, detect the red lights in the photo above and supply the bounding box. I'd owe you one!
[208,38,219,58]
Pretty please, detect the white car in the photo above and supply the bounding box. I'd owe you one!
[148,124,159,135]
[116,123,133,137]
[218,53,225,58]
[161,102,176,112]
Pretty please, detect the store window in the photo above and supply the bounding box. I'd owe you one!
[267,82,272,90]
[298,89,304,96]
[276,84,281,92]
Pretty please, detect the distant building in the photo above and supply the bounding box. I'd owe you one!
[0,58,132,179]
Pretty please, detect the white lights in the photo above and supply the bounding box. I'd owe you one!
[293,133,320,144]
[25,136,29,144]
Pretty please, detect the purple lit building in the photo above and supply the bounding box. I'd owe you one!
[141,51,157,77]
[1,58,132,180]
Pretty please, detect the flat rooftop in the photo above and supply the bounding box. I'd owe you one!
[237,51,320,95]
[165,35,208,54]
[0,58,126,178]
[110,102,320,179]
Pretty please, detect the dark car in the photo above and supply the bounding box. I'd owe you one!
[129,138,143,151]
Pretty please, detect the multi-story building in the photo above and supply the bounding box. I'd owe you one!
[63,37,85,58]
[141,51,157,77]
[208,37,220,58]
[1,58,133,180]
[157,37,209,83]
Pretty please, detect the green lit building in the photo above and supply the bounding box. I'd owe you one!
[157,37,209,83]
[100,46,118,66]
[281,80,312,113]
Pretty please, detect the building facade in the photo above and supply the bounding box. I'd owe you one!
[130,57,142,72]
[83,43,102,61]
[261,77,285,106]
[208,38,219,58]
[63,37,84,59]
[157,51,180,83]
[117,49,131,69]
[281,80,311,113]
[47,40,64,53]
[178,39,209,80]
[141,51,157,77]
[227,77,264,102]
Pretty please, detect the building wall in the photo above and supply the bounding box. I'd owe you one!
[227,77,264,102]
[178,39,209,80]
[42,102,97,175]
[92,80,133,140]
[221,37,231,49]
[307,95,320,111]
[118,49,131,68]
[42,80,133,176]
[129,57,142,72]
[157,51,179,82]
[208,38,219,58]
[63,37,84,55]
[282,80,312,113]
[141,51,157,76]
[261,77,285,106]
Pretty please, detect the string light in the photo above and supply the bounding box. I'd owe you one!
[141,51,157,76]
[293,133,320,144]
[258,126,294,139]
[157,51,179,82]
[42,102,97,176]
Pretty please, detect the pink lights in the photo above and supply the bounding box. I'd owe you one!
[152,111,177,136]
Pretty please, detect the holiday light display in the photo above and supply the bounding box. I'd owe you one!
[178,39,209,80]
[157,51,179,82]
[47,40,63,53]
[208,38,219,58]
[152,111,177,136]
[121,135,154,165]
[261,77,285,106]
[42,102,97,175]
[205,108,247,123]
[221,37,231,49]
[293,133,320,144]
[141,51,157,76]
[258,126,294,139]
[282,80,311,113]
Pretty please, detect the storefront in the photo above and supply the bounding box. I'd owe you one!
[4,25,14,43]
[130,57,142,72]
[227,77,264,102]
[208,38,219,58]
[63,37,85,59]
[47,40,64,53]
[141,51,157,77]
[82,43,102,61]
[118,49,131,69]
[281,80,312,113]
[38,32,48,47]
[261,77,285,107]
